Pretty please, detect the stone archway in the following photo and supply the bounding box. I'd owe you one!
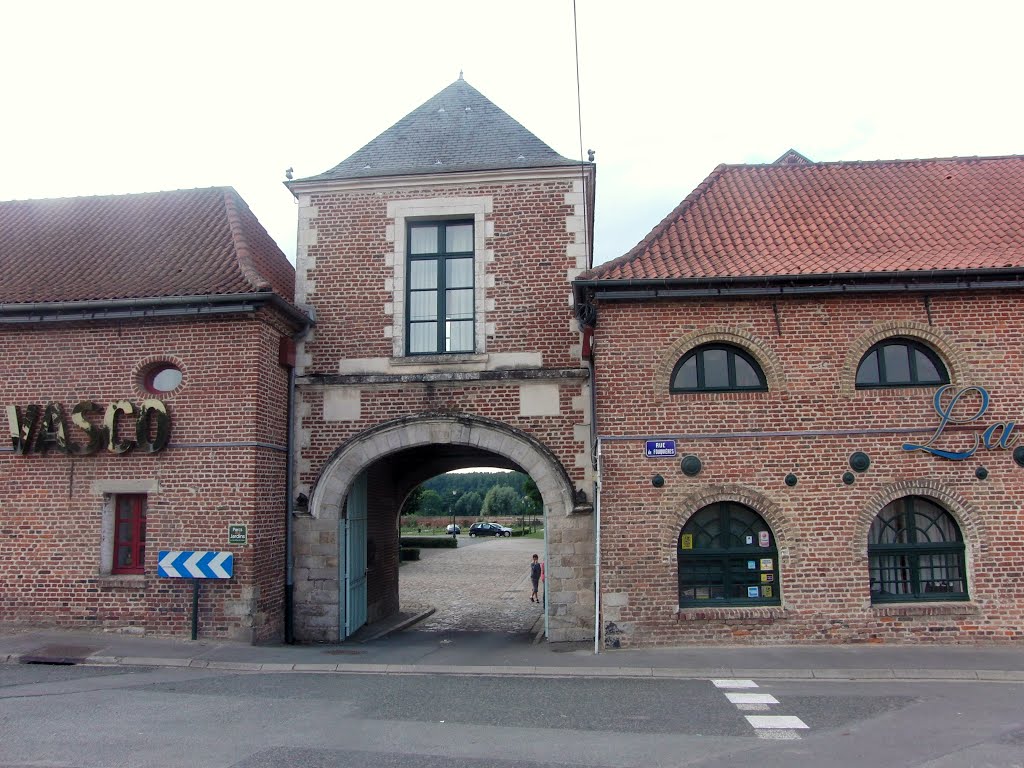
[292,413,592,643]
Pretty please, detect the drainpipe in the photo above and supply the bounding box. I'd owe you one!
[284,361,297,643]
[593,438,603,655]
[284,316,313,644]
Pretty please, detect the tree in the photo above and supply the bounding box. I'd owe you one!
[481,485,521,517]
[401,486,424,516]
[455,491,483,518]
[418,489,443,517]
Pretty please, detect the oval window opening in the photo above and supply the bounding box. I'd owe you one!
[145,364,182,394]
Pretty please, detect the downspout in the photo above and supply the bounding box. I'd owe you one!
[284,362,297,643]
[285,317,313,644]
[593,437,603,655]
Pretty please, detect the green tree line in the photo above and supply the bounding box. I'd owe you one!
[402,471,542,519]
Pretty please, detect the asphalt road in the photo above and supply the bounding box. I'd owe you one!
[2,664,1022,767]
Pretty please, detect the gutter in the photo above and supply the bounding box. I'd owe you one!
[573,267,1024,302]
[0,293,311,326]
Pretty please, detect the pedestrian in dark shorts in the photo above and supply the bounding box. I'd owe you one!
[530,554,542,602]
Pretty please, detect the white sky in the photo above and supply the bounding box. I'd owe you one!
[3,1,1022,266]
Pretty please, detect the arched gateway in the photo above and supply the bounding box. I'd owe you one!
[291,414,591,642]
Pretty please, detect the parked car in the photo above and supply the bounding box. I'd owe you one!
[445,523,461,534]
[468,522,512,537]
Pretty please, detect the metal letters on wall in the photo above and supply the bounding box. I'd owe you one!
[903,385,1016,461]
[6,400,171,456]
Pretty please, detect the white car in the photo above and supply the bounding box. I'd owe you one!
[445,523,461,534]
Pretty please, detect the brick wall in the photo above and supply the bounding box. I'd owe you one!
[0,309,296,642]
[593,291,1024,646]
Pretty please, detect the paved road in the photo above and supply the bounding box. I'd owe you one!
[399,536,544,633]
[2,664,1022,768]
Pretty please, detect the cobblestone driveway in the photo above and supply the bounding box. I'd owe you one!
[399,537,545,633]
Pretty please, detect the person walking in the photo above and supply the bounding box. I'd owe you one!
[530,554,542,603]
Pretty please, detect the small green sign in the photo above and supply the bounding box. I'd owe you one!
[228,524,248,545]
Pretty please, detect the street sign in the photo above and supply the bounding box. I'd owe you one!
[645,439,676,458]
[228,524,248,545]
[158,551,233,579]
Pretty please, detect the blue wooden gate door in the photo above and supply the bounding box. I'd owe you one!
[343,472,368,638]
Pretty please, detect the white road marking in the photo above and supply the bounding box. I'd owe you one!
[745,715,809,729]
[711,678,758,688]
[755,728,803,740]
[725,692,779,705]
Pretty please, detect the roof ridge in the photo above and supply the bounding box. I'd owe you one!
[0,186,232,206]
[720,152,1024,171]
[220,188,272,292]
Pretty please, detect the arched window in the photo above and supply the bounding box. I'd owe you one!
[678,502,780,606]
[856,338,949,389]
[671,344,767,393]
[868,496,967,602]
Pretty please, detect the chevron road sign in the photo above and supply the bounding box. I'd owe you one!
[158,551,233,579]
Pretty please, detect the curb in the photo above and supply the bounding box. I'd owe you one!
[5,652,1024,682]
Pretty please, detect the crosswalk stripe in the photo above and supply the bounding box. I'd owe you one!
[711,678,758,688]
[725,692,778,704]
[755,728,802,740]
[745,715,808,729]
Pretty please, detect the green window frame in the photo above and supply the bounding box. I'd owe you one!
[671,344,767,393]
[868,496,968,603]
[678,502,780,606]
[856,337,949,389]
[406,220,474,355]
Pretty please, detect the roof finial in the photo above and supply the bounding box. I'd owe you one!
[458,69,464,80]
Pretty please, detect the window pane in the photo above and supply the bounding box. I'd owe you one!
[673,356,698,389]
[870,554,913,595]
[446,288,473,320]
[116,545,133,568]
[446,257,473,288]
[919,553,965,594]
[446,320,473,352]
[410,260,437,289]
[914,349,943,383]
[445,223,473,253]
[117,521,133,543]
[702,348,729,388]
[410,226,438,255]
[869,503,909,544]
[882,343,911,383]
[734,356,760,388]
[410,322,437,353]
[856,351,880,386]
[409,290,437,321]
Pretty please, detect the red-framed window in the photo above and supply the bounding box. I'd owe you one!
[113,494,147,574]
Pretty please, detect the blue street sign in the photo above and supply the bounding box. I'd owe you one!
[645,439,676,458]
[158,551,233,579]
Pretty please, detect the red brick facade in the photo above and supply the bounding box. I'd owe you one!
[591,291,1024,646]
[0,310,299,642]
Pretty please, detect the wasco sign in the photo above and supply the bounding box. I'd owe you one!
[6,400,170,456]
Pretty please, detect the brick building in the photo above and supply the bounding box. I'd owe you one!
[0,188,308,642]
[284,76,597,642]
[576,152,1024,647]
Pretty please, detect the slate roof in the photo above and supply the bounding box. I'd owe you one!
[0,187,295,305]
[294,76,581,183]
[584,154,1024,282]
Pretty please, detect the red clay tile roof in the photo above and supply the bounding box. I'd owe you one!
[0,187,295,304]
[585,155,1024,282]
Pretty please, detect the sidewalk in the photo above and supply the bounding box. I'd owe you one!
[3,622,1023,682]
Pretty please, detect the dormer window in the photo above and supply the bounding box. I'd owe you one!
[407,220,474,355]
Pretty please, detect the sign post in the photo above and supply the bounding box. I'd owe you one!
[157,551,234,640]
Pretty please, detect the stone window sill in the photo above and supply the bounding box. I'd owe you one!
[871,601,978,617]
[677,605,787,622]
[97,574,147,590]
[391,353,487,366]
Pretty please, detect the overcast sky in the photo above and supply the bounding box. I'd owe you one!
[3,1,1022,266]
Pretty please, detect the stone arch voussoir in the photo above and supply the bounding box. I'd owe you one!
[654,325,785,400]
[308,413,577,522]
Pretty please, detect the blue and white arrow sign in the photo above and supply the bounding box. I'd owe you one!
[158,551,233,579]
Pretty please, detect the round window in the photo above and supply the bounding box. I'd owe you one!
[144,363,183,394]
